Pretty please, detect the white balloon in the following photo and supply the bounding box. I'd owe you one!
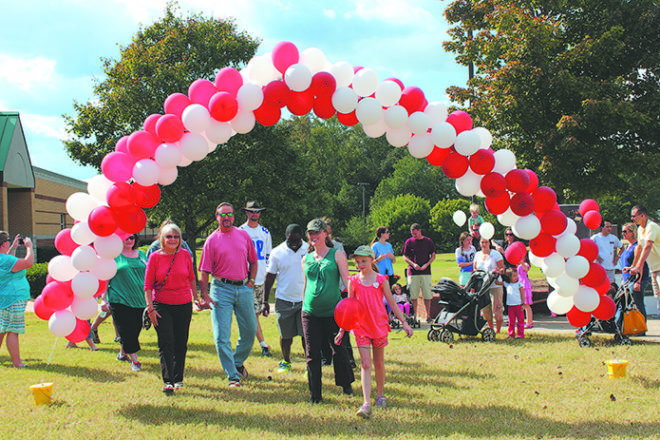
[479,222,495,240]
[247,54,279,85]
[492,149,517,174]
[408,112,431,135]
[48,255,78,282]
[284,63,312,92]
[332,87,358,114]
[329,61,354,88]
[300,47,327,74]
[541,253,566,278]
[133,159,160,186]
[497,208,520,227]
[230,110,256,134]
[154,143,182,169]
[385,126,412,148]
[555,234,580,258]
[383,105,408,129]
[407,132,434,158]
[91,257,117,281]
[574,285,599,312]
[453,211,467,227]
[454,130,482,156]
[555,217,577,237]
[456,169,483,196]
[430,122,456,148]
[66,192,99,221]
[205,120,233,145]
[547,290,574,315]
[352,68,378,97]
[72,296,99,320]
[528,250,544,268]
[71,271,100,299]
[158,167,178,186]
[565,255,590,279]
[71,245,98,272]
[375,81,402,107]
[550,272,580,297]
[87,175,113,203]
[236,82,264,111]
[180,132,208,161]
[94,234,123,260]
[472,127,493,149]
[424,101,448,125]
[513,215,541,240]
[355,97,382,126]
[48,310,76,337]
[178,154,193,167]
[181,104,211,133]
[362,117,387,138]
[71,221,98,246]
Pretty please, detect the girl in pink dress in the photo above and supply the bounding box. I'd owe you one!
[517,260,534,328]
[335,246,413,419]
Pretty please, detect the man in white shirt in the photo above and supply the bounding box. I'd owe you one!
[239,201,273,357]
[592,220,623,282]
[263,224,309,373]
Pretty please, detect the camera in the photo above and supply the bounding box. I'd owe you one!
[18,238,24,245]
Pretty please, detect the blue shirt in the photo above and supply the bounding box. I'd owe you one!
[621,243,649,283]
[372,241,394,275]
[0,254,30,308]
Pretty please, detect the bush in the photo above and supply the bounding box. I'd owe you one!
[26,263,48,299]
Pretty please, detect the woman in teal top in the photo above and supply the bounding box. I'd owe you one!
[302,218,354,404]
[0,232,34,368]
[105,234,147,371]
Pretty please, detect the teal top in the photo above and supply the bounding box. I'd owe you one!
[107,250,148,308]
[0,254,29,308]
[303,248,341,317]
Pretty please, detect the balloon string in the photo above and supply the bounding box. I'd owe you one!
[47,337,58,366]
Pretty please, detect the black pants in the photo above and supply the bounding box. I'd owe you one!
[153,301,192,385]
[109,302,144,354]
[302,312,354,401]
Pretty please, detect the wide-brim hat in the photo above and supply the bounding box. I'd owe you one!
[243,201,266,212]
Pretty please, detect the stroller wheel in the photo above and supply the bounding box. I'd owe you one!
[620,336,632,346]
[439,329,454,344]
[577,335,591,348]
[481,328,496,342]
[427,329,440,342]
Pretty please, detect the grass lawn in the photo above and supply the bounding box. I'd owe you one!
[1,312,658,439]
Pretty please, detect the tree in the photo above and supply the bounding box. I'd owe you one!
[443,0,660,203]
[429,198,472,253]
[370,194,432,253]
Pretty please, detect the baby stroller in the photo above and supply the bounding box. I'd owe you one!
[576,275,639,348]
[427,270,497,343]
[388,275,421,329]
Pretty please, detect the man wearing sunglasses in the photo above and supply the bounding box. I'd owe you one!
[628,205,660,314]
[199,202,258,388]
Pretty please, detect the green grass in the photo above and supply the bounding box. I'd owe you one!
[1,313,658,439]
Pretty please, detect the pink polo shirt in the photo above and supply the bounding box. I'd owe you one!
[199,227,257,281]
[144,249,195,305]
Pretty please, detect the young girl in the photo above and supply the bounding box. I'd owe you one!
[391,283,411,317]
[503,268,525,338]
[517,259,533,328]
[336,246,413,419]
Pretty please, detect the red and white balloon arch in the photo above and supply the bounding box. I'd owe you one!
[35,41,611,340]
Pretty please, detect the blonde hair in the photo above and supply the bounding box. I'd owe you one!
[470,203,480,213]
[623,222,637,240]
[158,223,182,251]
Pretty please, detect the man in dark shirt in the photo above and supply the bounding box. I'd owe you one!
[402,223,436,323]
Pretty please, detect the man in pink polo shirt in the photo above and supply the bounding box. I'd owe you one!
[199,202,258,387]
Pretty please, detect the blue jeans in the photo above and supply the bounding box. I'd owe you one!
[210,279,257,382]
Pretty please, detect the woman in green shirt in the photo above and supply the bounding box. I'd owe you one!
[106,234,147,372]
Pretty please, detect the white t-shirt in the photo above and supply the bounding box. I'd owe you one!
[265,241,309,302]
[638,220,660,272]
[505,281,523,306]
[592,232,622,270]
[474,249,503,273]
[239,223,272,285]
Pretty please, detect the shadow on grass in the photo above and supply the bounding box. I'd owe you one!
[26,362,127,383]
[631,375,660,389]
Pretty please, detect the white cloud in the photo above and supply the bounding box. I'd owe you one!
[346,0,440,30]
[21,113,66,140]
[0,54,56,92]
[323,9,336,19]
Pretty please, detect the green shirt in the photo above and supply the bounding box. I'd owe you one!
[0,254,29,308]
[107,250,148,308]
[303,248,341,317]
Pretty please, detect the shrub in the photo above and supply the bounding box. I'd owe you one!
[26,263,48,299]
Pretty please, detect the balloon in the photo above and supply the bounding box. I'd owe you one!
[566,306,591,327]
[407,133,434,158]
[329,61,354,88]
[595,278,612,295]
[454,130,481,156]
[505,169,530,193]
[71,245,97,272]
[70,221,98,246]
[115,205,147,234]
[287,89,315,115]
[182,103,211,133]
[446,110,472,134]
[541,253,566,278]
[565,255,590,279]
[399,86,425,115]
[512,214,541,240]
[91,257,118,281]
[529,233,556,257]
[551,273,580,297]
[41,281,74,311]
[531,186,557,213]
[247,54,280,85]
[154,143,182,169]
[528,250,545,268]
[547,291,574,315]
[87,206,117,237]
[132,183,161,208]
[208,91,239,122]
[93,234,123,260]
[272,41,299,74]
[455,169,482,196]
[497,209,520,227]
[180,132,209,161]
[33,294,55,321]
[555,233,580,258]
[114,136,129,154]
[334,298,364,331]
[106,182,136,210]
[236,83,264,111]
[362,118,387,138]
[205,120,233,145]
[424,101,448,125]
[337,110,359,126]
[510,193,535,217]
[94,279,109,298]
[71,271,100,299]
[480,172,507,198]
[485,192,511,215]
[263,80,291,108]
[188,79,217,106]
[578,239,599,261]
[592,295,616,321]
[579,199,599,216]
[127,130,160,159]
[230,109,256,134]
[48,255,78,282]
[385,126,412,148]
[583,210,602,230]
[101,152,135,183]
[505,241,527,265]
[355,97,382,126]
[87,174,114,202]
[558,218,578,237]
[453,211,467,227]
[540,210,568,236]
[524,169,539,193]
[408,112,431,135]
[55,229,78,256]
[581,262,607,288]
[441,152,469,179]
[430,122,457,148]
[383,105,408,129]
[132,159,161,186]
[300,47,327,74]
[72,296,99,321]
[574,285,599,312]
[214,67,243,96]
[49,310,77,337]
[469,149,495,175]
[164,93,191,118]
[155,114,184,143]
[492,149,517,174]
[375,80,402,107]
[426,146,451,166]
[284,63,312,92]
[352,68,378,97]
[254,102,281,126]
[66,192,99,222]
[65,319,91,343]
[479,222,495,240]
[158,166,178,186]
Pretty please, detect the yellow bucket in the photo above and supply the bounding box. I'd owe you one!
[605,360,629,379]
[29,383,54,405]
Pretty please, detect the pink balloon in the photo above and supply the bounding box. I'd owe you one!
[54,229,78,256]
[446,110,473,134]
[127,130,160,159]
[214,67,243,96]
[155,114,184,143]
[398,86,425,115]
[101,152,135,183]
[579,199,599,217]
[469,149,495,175]
[188,79,217,106]
[164,93,191,118]
[583,210,602,230]
[208,92,239,122]
[33,294,55,321]
[143,114,161,136]
[115,136,129,154]
[66,319,91,343]
[272,41,300,74]
[88,205,118,237]
[334,298,364,331]
[42,281,74,311]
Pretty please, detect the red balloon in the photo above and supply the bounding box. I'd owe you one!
[595,278,612,295]
[510,193,535,216]
[254,102,281,126]
[480,172,507,198]
[263,80,291,108]
[398,86,425,115]
[66,319,91,343]
[115,136,129,154]
[310,72,337,98]
[529,233,556,257]
[592,295,616,320]
[188,79,217,106]
[88,206,118,237]
[164,93,191,118]
[107,182,136,210]
[567,306,592,327]
[33,294,55,321]
[505,241,527,265]
[94,279,108,298]
[313,97,336,119]
[540,210,568,236]
[209,91,239,122]
[132,183,161,208]
[334,298,364,331]
[115,205,147,234]
[441,152,469,179]
[581,262,607,288]
[287,90,314,115]
[485,192,511,215]
[143,114,161,136]
[532,186,557,213]
[426,147,451,167]
[155,114,184,143]
[505,169,531,193]
[127,130,160,159]
[42,281,74,311]
[579,199,599,217]
[55,229,78,256]
[337,110,359,126]
[469,149,495,175]
[583,210,602,230]
[578,239,599,261]
[524,170,539,193]
[446,110,473,134]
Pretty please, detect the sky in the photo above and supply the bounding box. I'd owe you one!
[0,0,467,181]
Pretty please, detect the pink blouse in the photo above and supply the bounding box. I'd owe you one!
[145,249,195,305]
[350,273,390,339]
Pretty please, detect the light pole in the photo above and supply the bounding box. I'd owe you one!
[357,182,369,243]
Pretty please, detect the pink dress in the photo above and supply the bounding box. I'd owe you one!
[350,273,390,340]
[517,264,533,304]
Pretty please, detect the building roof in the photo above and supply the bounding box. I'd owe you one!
[0,112,35,188]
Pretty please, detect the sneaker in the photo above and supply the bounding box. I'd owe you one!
[237,365,248,380]
[91,328,100,344]
[131,361,142,372]
[374,395,387,408]
[524,324,534,329]
[114,337,122,344]
[116,353,129,362]
[174,382,183,390]
[261,346,272,357]
[229,379,241,388]
[162,384,174,395]
[356,403,372,419]
[277,361,292,373]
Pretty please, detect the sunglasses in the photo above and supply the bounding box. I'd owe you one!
[125,236,136,240]
[505,233,514,236]
[217,212,234,218]
[622,230,632,234]
[165,235,180,239]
